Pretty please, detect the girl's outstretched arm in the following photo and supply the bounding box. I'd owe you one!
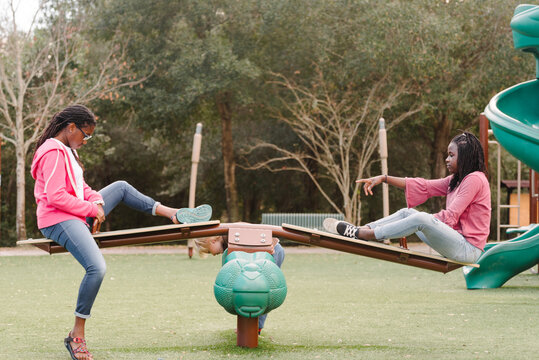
[356,175,406,196]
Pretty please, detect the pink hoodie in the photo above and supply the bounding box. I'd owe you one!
[31,138,103,229]
[405,171,491,250]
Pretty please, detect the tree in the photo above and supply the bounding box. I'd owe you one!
[244,67,424,223]
[0,0,146,240]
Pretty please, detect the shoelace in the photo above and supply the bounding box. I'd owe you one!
[342,225,357,238]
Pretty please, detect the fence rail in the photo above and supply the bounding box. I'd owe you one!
[261,213,344,231]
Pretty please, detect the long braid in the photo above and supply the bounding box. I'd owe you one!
[448,132,487,192]
[34,105,96,169]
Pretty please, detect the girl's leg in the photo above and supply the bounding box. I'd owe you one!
[325,208,417,239]
[99,181,159,216]
[371,212,481,262]
[258,243,285,331]
[41,220,106,318]
[95,180,210,224]
[41,220,105,359]
[365,208,419,229]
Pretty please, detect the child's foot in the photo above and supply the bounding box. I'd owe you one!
[175,204,212,224]
[336,221,360,238]
[323,218,379,240]
[324,218,364,238]
[64,333,93,360]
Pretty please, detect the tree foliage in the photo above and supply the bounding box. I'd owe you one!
[0,0,533,245]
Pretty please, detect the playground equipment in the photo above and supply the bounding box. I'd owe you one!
[484,5,539,173]
[464,4,539,289]
[18,220,478,347]
[463,224,539,289]
[214,249,287,347]
[17,222,477,272]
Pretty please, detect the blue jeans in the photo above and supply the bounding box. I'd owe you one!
[258,243,285,330]
[40,181,159,318]
[366,208,481,263]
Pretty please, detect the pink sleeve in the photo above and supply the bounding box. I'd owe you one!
[83,179,102,203]
[405,176,451,208]
[41,151,98,218]
[433,175,483,228]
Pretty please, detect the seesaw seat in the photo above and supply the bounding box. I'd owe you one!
[16,221,221,254]
[280,224,479,273]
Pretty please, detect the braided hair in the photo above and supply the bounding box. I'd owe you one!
[34,104,96,168]
[448,132,487,192]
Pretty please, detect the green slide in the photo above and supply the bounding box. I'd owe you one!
[463,5,539,289]
[463,227,539,289]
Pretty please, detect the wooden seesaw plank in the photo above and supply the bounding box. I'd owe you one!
[280,223,479,273]
[16,221,221,254]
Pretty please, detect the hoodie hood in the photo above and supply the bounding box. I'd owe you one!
[31,138,71,180]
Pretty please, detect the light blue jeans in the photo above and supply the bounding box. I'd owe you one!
[366,208,481,263]
[258,243,285,330]
[40,181,159,318]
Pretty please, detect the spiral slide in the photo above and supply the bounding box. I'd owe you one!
[463,4,539,289]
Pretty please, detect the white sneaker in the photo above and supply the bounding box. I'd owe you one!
[323,218,339,234]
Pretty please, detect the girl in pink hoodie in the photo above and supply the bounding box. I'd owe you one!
[31,105,212,360]
[324,132,491,264]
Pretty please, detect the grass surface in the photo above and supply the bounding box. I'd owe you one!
[0,251,538,359]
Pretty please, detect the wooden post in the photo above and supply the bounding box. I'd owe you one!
[237,316,258,348]
[479,113,489,172]
[187,123,203,258]
[379,118,389,217]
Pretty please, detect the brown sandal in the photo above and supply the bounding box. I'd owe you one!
[64,333,92,360]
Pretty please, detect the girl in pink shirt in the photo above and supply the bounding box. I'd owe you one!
[31,105,212,360]
[324,132,490,264]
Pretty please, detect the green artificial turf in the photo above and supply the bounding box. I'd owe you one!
[0,251,537,359]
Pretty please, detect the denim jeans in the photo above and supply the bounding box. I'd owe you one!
[40,181,159,318]
[258,243,285,330]
[366,208,481,263]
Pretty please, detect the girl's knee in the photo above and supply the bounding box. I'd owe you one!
[413,211,432,221]
[113,180,129,190]
[88,261,107,279]
[393,208,419,218]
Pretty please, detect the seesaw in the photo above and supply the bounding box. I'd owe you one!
[17,221,477,273]
[17,221,477,348]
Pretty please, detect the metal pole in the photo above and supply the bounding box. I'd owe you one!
[497,142,501,241]
[187,123,203,258]
[531,169,538,224]
[379,118,389,217]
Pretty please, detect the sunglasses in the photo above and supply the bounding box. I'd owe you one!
[75,125,92,141]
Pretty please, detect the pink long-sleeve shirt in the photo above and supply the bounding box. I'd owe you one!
[405,171,491,250]
[31,138,103,229]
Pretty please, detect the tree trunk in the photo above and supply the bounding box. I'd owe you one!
[15,141,27,240]
[216,93,240,222]
[430,114,453,212]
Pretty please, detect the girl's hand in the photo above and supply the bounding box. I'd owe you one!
[356,175,385,196]
[92,205,105,234]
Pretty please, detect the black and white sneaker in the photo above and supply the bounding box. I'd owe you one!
[323,218,359,239]
[336,221,360,238]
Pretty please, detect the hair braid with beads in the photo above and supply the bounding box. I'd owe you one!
[448,131,488,192]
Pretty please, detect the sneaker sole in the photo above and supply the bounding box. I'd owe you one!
[176,204,212,224]
[323,218,339,234]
